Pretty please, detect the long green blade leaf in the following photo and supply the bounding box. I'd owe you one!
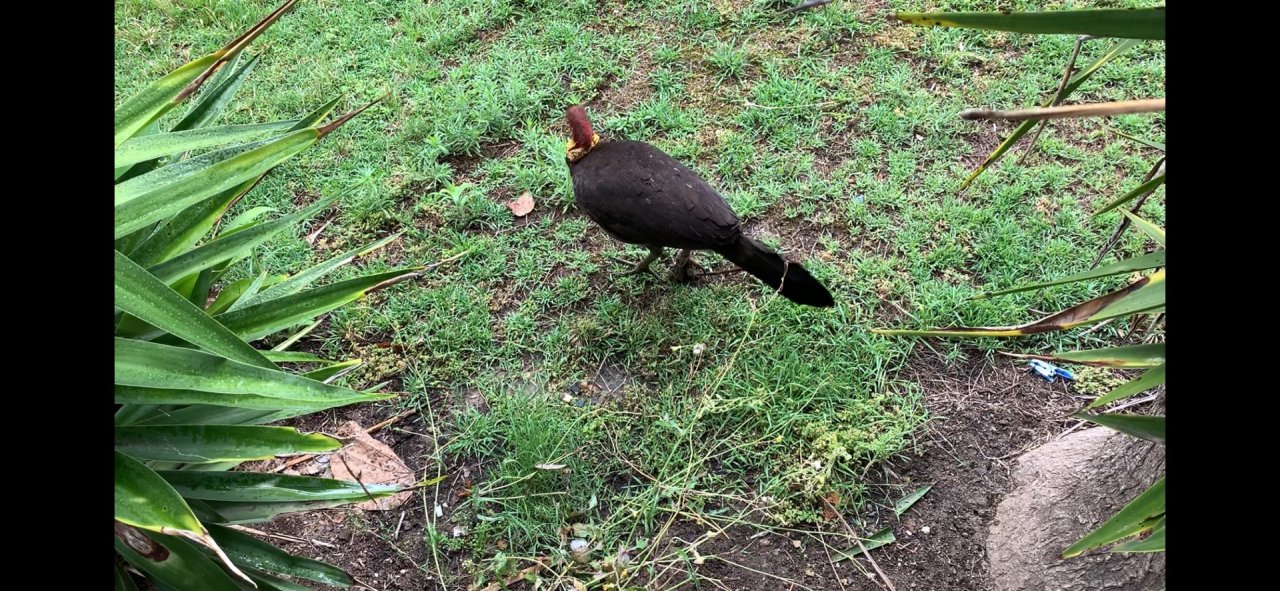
[895,8,1164,40]
[115,55,222,148]
[894,486,931,517]
[290,95,345,130]
[116,121,298,168]
[1086,365,1166,409]
[240,233,402,308]
[876,270,1163,337]
[113,0,298,146]
[114,251,272,368]
[833,527,896,562]
[1087,271,1164,323]
[1063,477,1165,557]
[171,54,260,133]
[201,499,362,524]
[304,359,362,383]
[115,450,204,534]
[115,403,168,426]
[247,569,314,591]
[207,274,288,316]
[1107,127,1164,151]
[115,425,340,463]
[1119,209,1165,247]
[217,268,420,341]
[1094,174,1166,216]
[115,129,318,238]
[124,103,335,268]
[133,405,291,427]
[116,138,273,201]
[115,385,366,412]
[977,250,1165,299]
[113,95,354,211]
[157,471,401,502]
[114,338,392,404]
[1010,343,1165,368]
[1076,413,1165,444]
[261,351,334,364]
[206,524,354,587]
[221,206,278,236]
[1110,517,1165,553]
[146,195,335,284]
[114,528,240,591]
[126,180,256,268]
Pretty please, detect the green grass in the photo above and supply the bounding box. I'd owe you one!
[116,0,1165,586]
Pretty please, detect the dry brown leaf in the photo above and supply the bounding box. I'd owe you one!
[821,491,841,521]
[507,191,535,217]
[330,421,415,510]
[304,216,334,245]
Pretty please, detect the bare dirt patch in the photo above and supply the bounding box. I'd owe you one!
[250,347,1086,590]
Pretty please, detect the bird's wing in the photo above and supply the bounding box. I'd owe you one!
[571,141,741,248]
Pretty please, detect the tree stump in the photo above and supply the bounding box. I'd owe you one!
[987,427,1165,590]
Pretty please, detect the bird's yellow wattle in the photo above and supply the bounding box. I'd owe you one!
[565,133,600,163]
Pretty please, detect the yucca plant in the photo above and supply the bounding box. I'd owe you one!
[875,7,1165,558]
[114,2,419,588]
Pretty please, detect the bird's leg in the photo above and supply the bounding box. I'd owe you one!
[672,249,698,282]
[611,245,664,277]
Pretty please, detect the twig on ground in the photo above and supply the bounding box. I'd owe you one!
[783,0,834,14]
[1019,35,1094,164]
[820,496,896,591]
[960,98,1164,122]
[337,453,378,504]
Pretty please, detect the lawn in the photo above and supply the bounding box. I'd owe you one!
[114,0,1165,587]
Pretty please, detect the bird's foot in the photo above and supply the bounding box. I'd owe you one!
[610,246,664,278]
[611,256,657,277]
[671,249,703,283]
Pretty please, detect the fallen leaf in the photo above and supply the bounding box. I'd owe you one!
[507,191,535,217]
[894,485,932,517]
[821,491,840,521]
[330,421,415,510]
[304,216,334,245]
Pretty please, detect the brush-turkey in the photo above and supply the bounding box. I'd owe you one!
[564,104,835,308]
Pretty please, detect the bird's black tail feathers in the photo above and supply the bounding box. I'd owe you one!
[714,237,835,308]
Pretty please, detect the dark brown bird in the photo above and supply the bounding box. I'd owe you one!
[564,105,834,308]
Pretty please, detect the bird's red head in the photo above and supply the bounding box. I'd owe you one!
[565,105,599,163]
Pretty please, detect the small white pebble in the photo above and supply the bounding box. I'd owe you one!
[692,343,706,355]
[922,526,931,534]
[791,540,802,548]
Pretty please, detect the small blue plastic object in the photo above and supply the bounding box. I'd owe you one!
[1028,359,1074,382]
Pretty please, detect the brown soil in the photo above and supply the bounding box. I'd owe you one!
[254,348,1083,590]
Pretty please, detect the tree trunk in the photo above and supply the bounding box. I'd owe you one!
[987,427,1165,590]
